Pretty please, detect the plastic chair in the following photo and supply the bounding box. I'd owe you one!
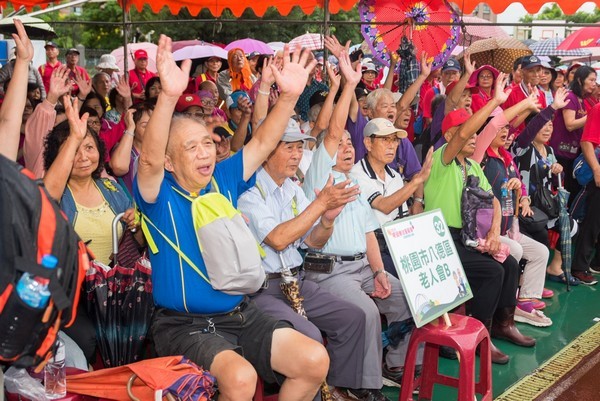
[253,378,278,401]
[399,313,492,401]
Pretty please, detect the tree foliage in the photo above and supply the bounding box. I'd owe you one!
[520,3,600,23]
[38,2,363,50]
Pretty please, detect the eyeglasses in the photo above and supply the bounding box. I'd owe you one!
[372,135,400,144]
[201,99,216,106]
[479,74,494,79]
[88,120,101,127]
[184,112,207,119]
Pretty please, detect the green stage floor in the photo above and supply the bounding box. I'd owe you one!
[382,278,600,400]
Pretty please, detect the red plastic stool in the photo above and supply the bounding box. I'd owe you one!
[253,378,278,401]
[399,313,492,401]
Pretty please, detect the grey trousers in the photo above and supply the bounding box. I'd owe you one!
[251,272,366,389]
[305,258,412,389]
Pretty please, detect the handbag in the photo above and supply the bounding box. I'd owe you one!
[518,205,549,234]
[572,148,600,186]
[531,162,559,219]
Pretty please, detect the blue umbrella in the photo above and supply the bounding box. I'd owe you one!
[530,37,592,57]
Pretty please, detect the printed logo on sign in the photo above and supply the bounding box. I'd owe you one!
[387,222,415,239]
[433,216,445,237]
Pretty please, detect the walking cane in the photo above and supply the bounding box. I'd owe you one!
[278,252,332,401]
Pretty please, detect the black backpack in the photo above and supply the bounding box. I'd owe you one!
[0,155,89,368]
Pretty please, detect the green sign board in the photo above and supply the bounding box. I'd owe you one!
[382,209,472,327]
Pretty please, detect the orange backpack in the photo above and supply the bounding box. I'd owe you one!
[0,155,89,369]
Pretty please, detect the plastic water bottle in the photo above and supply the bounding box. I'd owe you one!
[501,178,514,217]
[44,337,67,399]
[15,255,57,308]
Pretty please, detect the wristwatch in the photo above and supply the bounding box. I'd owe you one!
[413,197,425,205]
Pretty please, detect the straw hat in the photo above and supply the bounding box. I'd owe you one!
[96,54,120,72]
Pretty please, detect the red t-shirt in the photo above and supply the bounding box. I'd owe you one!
[502,82,547,135]
[39,61,62,94]
[582,103,600,146]
[128,68,156,99]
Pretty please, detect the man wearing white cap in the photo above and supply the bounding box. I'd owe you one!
[239,118,367,400]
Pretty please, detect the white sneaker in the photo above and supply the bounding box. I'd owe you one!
[514,305,552,327]
[589,266,600,274]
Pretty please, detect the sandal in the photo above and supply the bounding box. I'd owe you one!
[546,272,580,286]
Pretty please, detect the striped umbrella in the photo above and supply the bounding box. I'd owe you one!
[289,33,324,51]
[557,174,573,291]
[530,37,592,57]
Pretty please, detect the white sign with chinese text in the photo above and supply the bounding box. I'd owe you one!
[382,209,472,327]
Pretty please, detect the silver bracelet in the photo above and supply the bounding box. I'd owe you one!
[413,197,425,205]
[123,130,134,138]
[257,89,270,96]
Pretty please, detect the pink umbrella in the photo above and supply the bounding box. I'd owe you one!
[111,42,157,73]
[225,38,273,55]
[460,16,509,43]
[173,44,228,61]
[289,32,324,51]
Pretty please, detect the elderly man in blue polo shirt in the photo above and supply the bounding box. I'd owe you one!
[302,49,413,401]
[135,35,329,401]
[239,118,367,400]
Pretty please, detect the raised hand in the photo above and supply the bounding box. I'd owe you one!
[63,94,88,142]
[552,87,570,110]
[47,66,71,104]
[12,19,33,64]
[324,35,347,59]
[261,56,276,86]
[419,51,432,78]
[124,108,135,131]
[464,52,476,76]
[493,72,510,104]
[271,44,317,99]
[338,50,362,87]
[75,70,92,98]
[414,147,433,185]
[237,96,253,117]
[116,74,132,98]
[327,62,341,91]
[314,175,360,217]
[156,34,191,98]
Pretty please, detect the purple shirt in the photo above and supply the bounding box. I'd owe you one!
[549,91,586,160]
[346,112,422,179]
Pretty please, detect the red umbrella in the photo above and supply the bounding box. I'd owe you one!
[557,25,600,50]
[359,0,460,68]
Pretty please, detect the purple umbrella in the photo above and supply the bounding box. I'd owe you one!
[173,44,228,61]
[225,38,274,55]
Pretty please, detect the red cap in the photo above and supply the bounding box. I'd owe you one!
[442,108,471,133]
[134,49,148,60]
[445,80,477,96]
[175,94,203,112]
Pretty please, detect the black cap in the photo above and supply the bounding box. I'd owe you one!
[442,58,460,72]
[309,90,329,108]
[521,55,542,70]
[44,41,58,49]
[66,48,80,55]
[355,87,370,100]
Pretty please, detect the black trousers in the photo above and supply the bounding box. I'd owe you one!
[573,184,600,272]
[451,231,519,323]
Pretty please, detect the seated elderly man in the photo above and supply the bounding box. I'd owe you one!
[302,49,414,401]
[350,118,433,279]
[239,119,367,400]
[135,35,329,401]
[424,74,535,365]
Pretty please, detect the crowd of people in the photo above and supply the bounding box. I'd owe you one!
[2,18,600,401]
